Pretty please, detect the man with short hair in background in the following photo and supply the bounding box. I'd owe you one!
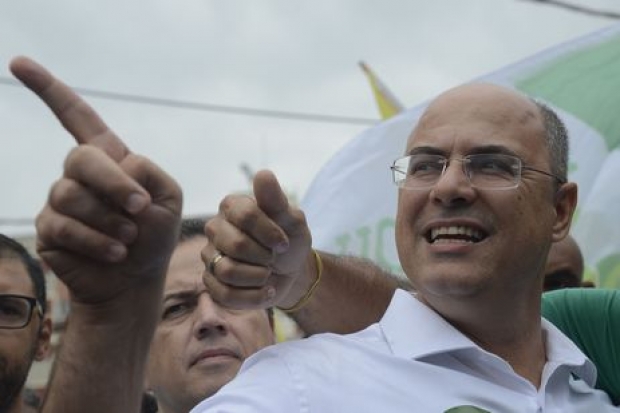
[143,218,275,413]
[0,234,52,413]
[543,234,590,290]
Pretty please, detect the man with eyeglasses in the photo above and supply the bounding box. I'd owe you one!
[390,150,565,191]
[197,83,618,411]
[9,56,617,412]
[0,234,51,413]
[9,56,183,413]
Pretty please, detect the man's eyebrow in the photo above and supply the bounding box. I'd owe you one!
[162,290,197,303]
[467,145,518,156]
[407,146,445,156]
[406,145,518,157]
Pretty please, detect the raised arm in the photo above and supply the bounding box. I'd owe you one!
[10,57,182,413]
[287,251,404,334]
[202,170,400,335]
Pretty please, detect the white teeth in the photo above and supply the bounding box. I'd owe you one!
[430,226,482,242]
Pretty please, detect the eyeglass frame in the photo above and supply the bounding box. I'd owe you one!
[390,152,566,190]
[0,294,44,330]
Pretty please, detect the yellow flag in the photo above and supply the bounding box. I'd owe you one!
[359,61,404,119]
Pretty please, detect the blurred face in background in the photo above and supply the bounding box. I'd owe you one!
[146,237,274,413]
[0,253,50,413]
[543,235,585,291]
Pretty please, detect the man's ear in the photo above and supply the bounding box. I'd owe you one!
[552,182,578,242]
[35,317,52,361]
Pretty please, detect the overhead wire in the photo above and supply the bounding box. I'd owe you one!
[1,74,380,226]
[0,76,378,126]
[519,0,620,19]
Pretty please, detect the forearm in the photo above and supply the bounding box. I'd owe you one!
[41,280,163,413]
[286,251,404,335]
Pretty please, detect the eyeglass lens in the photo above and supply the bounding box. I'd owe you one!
[394,154,520,189]
[0,295,34,328]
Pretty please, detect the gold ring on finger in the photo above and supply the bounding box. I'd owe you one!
[208,251,225,274]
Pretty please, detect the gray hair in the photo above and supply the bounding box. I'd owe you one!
[531,99,569,184]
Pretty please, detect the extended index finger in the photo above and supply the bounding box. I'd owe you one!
[9,56,129,162]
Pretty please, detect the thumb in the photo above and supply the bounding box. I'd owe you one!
[254,170,310,246]
[254,170,290,222]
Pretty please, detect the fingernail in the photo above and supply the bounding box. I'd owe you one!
[266,286,276,300]
[125,193,148,214]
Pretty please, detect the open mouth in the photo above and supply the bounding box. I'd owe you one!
[426,226,487,244]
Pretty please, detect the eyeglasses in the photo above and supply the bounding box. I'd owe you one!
[391,153,565,190]
[0,294,43,329]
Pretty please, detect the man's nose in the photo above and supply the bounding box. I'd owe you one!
[193,293,228,338]
[430,159,476,206]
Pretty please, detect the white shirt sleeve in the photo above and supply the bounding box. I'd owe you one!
[190,345,307,413]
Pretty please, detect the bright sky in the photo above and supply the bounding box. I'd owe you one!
[1,0,617,236]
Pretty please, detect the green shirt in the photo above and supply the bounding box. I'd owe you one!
[542,288,620,405]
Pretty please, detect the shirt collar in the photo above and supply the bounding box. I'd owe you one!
[380,289,478,360]
[541,317,597,386]
[380,289,597,386]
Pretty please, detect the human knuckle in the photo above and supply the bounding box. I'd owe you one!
[34,211,52,240]
[63,146,82,166]
[131,153,148,164]
[169,182,183,202]
[290,209,308,226]
[216,262,236,282]
[50,219,75,243]
[229,235,252,253]
[74,100,99,119]
[48,179,80,210]
[200,246,212,264]
[212,285,235,305]
[235,207,260,229]
[225,266,267,288]
[202,271,216,290]
[219,194,240,213]
[203,218,218,239]
[127,154,150,170]
[63,146,95,170]
[221,195,256,220]
[36,216,74,249]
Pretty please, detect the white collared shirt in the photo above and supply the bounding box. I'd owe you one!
[192,289,616,412]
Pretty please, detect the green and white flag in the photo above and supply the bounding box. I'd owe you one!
[302,24,620,289]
